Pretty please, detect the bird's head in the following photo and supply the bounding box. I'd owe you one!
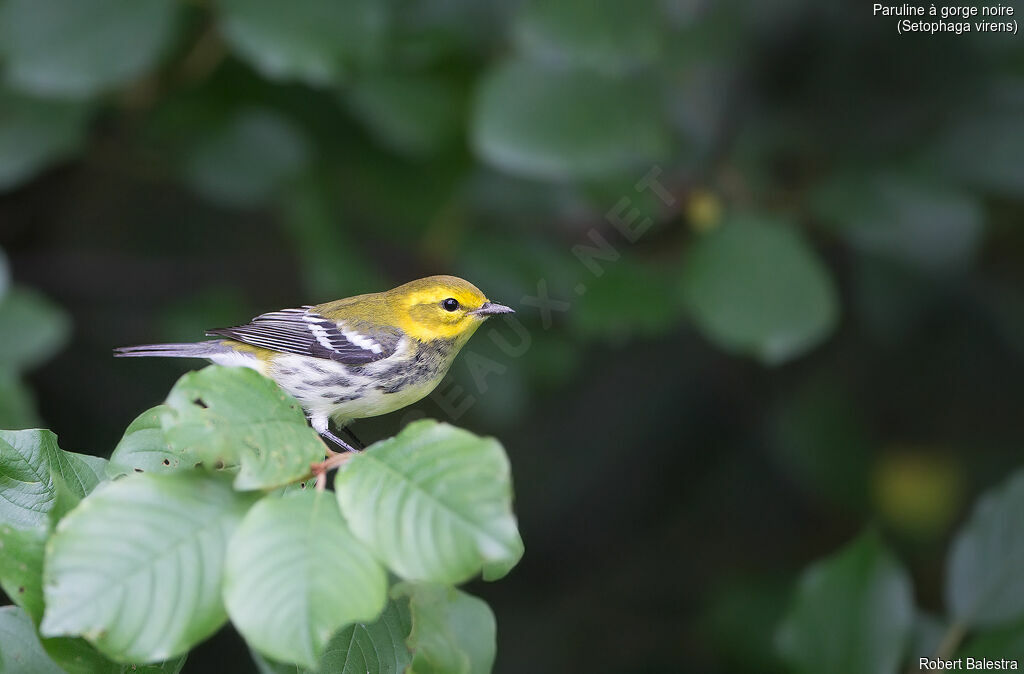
[392,275,514,341]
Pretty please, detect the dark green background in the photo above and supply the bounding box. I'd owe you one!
[2,1,1023,672]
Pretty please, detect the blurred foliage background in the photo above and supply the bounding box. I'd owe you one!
[1,0,1023,672]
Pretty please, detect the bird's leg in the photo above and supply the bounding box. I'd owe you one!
[309,415,360,454]
[313,430,358,490]
[309,416,362,490]
[320,428,360,454]
[341,425,365,451]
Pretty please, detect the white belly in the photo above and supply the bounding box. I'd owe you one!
[265,339,453,425]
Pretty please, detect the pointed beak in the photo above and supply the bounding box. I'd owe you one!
[471,301,515,317]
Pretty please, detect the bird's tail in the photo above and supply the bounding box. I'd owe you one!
[113,340,227,359]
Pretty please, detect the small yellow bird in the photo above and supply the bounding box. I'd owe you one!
[115,275,513,455]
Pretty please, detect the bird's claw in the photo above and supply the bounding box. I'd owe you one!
[310,452,355,491]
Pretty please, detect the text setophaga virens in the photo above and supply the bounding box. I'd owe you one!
[114,275,513,454]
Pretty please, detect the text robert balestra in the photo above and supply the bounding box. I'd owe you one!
[920,658,1018,671]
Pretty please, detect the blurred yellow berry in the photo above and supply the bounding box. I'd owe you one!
[687,189,722,233]
[873,449,964,537]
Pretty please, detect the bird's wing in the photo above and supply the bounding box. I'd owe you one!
[207,307,399,364]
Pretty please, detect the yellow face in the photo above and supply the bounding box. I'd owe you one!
[394,275,513,341]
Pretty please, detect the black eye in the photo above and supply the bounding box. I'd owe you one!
[442,298,460,312]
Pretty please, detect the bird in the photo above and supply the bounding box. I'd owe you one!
[114,275,514,467]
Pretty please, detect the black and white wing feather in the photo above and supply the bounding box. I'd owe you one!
[207,307,399,364]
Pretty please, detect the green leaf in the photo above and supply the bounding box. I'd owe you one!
[393,583,496,674]
[812,173,983,274]
[984,282,1024,363]
[0,286,72,372]
[161,365,325,490]
[319,599,412,674]
[0,370,41,429]
[336,420,523,584]
[0,606,64,674]
[957,615,1024,663]
[0,0,177,98]
[269,479,312,497]
[700,575,789,673]
[41,637,187,674]
[217,0,387,85]
[250,651,291,674]
[513,0,664,73]
[769,376,871,512]
[139,654,187,672]
[346,73,466,157]
[41,638,121,674]
[850,253,936,344]
[0,249,8,299]
[40,472,255,662]
[908,612,948,663]
[0,87,91,190]
[47,471,87,527]
[108,405,197,478]
[182,109,310,207]
[0,522,47,621]
[946,470,1024,628]
[0,471,96,627]
[680,215,838,364]
[249,598,411,674]
[225,491,388,669]
[0,429,106,528]
[777,531,913,674]
[472,59,670,180]
[0,444,105,628]
[935,111,1024,198]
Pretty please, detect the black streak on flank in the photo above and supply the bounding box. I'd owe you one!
[374,338,451,394]
[306,375,355,388]
[374,362,406,380]
[431,337,455,359]
[379,379,409,394]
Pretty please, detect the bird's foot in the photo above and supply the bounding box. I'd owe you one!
[311,452,355,491]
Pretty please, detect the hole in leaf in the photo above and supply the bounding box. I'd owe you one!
[17,586,24,594]
[213,459,225,469]
[162,459,170,466]
[134,468,144,473]
[300,482,306,489]
[193,397,208,408]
